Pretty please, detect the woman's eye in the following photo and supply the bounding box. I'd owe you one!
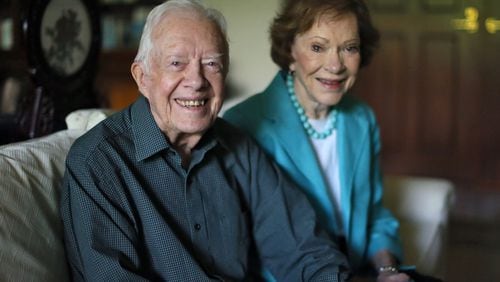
[345,45,360,54]
[311,44,322,52]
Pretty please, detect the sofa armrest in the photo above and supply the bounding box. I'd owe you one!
[384,175,455,277]
[0,108,114,281]
[0,129,84,281]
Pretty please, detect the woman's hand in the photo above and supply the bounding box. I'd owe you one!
[372,249,412,282]
[376,271,411,282]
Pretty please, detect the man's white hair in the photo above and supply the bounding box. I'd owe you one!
[134,0,229,74]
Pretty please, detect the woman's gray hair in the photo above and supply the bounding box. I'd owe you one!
[134,0,229,74]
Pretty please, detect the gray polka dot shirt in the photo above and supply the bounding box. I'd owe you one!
[60,96,350,281]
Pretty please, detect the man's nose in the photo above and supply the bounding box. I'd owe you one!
[184,62,206,90]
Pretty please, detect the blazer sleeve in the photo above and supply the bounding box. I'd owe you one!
[365,116,404,262]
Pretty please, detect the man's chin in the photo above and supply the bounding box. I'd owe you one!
[178,120,214,135]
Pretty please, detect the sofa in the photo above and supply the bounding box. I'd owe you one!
[0,109,113,281]
[384,175,455,278]
[0,109,455,281]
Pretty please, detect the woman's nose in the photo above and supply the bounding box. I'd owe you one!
[324,50,344,73]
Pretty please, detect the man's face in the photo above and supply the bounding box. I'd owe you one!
[134,13,227,141]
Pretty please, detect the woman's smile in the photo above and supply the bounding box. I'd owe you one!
[317,77,345,91]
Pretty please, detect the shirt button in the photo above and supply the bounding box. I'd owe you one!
[194,223,201,231]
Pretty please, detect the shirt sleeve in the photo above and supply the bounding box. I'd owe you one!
[60,150,152,281]
[244,143,351,281]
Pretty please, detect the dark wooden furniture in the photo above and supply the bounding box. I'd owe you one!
[95,0,162,110]
[0,0,101,144]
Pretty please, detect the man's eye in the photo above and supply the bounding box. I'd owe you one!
[205,61,222,71]
[168,60,186,70]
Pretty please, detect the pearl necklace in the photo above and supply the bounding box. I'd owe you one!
[286,72,338,139]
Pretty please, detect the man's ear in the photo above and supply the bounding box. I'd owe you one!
[131,62,147,95]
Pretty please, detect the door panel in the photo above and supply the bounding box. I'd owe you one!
[354,0,500,189]
[418,33,458,155]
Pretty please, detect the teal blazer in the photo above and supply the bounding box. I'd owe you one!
[224,71,403,270]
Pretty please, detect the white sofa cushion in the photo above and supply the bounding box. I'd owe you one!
[0,108,114,281]
[0,129,84,281]
[384,175,455,276]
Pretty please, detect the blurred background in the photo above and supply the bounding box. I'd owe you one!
[0,0,499,281]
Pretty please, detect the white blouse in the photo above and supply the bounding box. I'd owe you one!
[308,117,343,233]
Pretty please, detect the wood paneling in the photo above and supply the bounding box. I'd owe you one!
[420,0,460,13]
[355,0,500,190]
[417,33,458,155]
[354,33,409,155]
[371,0,408,12]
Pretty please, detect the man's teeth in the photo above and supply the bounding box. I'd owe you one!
[176,99,206,107]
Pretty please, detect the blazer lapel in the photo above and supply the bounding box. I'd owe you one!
[262,72,328,191]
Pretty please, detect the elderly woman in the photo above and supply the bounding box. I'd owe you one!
[224,0,410,281]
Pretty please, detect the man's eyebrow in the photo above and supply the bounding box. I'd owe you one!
[204,53,225,60]
[164,54,186,59]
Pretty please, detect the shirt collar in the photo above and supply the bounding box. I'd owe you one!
[131,96,170,161]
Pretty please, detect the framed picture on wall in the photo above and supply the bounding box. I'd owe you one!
[25,0,101,93]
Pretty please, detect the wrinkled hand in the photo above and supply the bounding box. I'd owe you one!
[376,271,411,282]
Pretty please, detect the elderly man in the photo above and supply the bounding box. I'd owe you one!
[60,0,349,281]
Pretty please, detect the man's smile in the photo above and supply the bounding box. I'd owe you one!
[174,98,207,107]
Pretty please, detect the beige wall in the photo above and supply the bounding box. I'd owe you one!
[204,0,281,112]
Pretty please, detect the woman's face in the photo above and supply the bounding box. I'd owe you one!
[290,12,361,118]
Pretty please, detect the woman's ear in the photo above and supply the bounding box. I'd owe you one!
[131,62,147,95]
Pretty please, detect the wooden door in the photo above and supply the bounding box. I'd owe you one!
[354,0,500,190]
